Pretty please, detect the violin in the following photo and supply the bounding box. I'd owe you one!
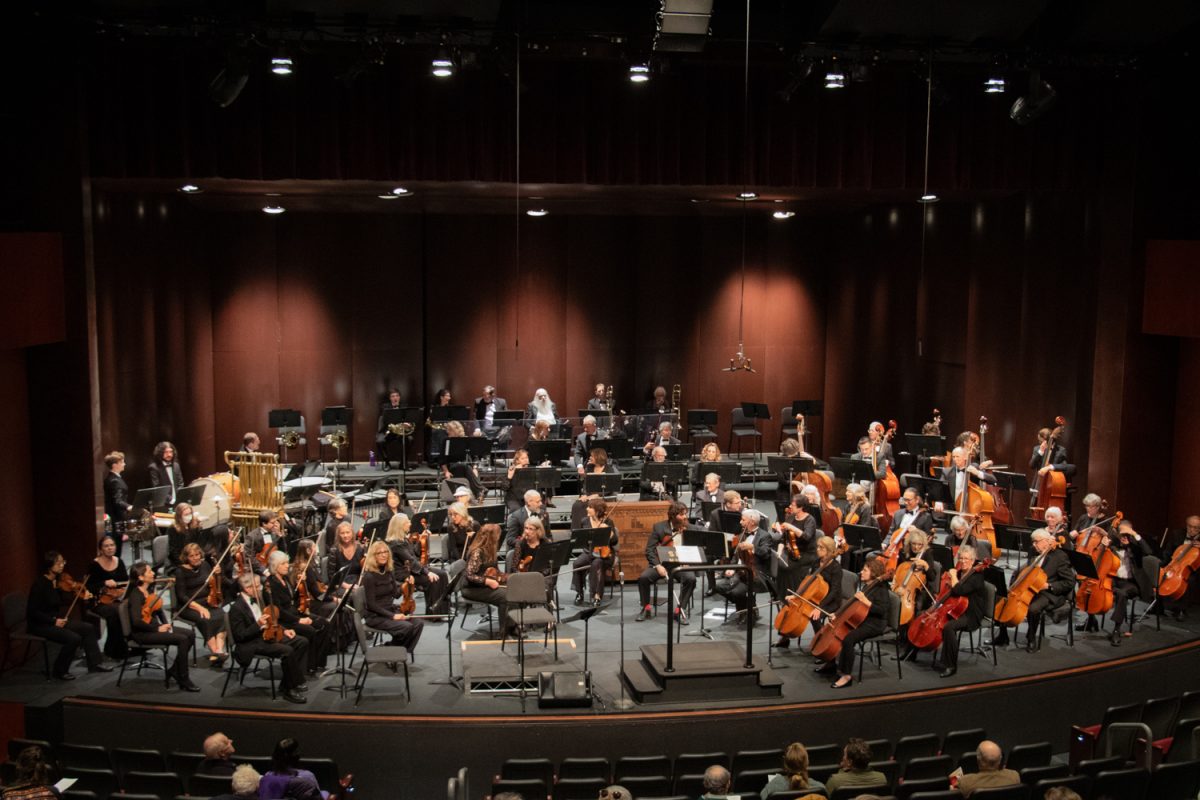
[206,571,223,607]
[774,568,828,638]
[255,541,276,569]
[260,604,285,642]
[141,590,165,624]
[1076,511,1123,615]
[891,556,931,626]
[1160,533,1200,600]
[411,518,431,566]
[96,582,128,606]
[907,557,995,651]
[483,566,508,586]
[809,572,893,662]
[297,577,311,614]
[399,580,416,615]
[1029,415,1069,521]
[57,573,91,598]
[518,553,535,573]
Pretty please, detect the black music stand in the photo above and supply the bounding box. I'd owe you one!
[467,505,505,526]
[739,402,770,466]
[698,500,720,524]
[595,437,632,462]
[842,523,884,568]
[644,461,688,500]
[680,527,725,640]
[511,466,562,509]
[134,486,172,513]
[269,408,303,460]
[996,523,1033,568]
[582,474,623,498]
[717,510,742,534]
[662,443,694,461]
[445,437,492,465]
[527,439,571,467]
[686,409,718,443]
[767,455,817,480]
[830,457,877,486]
[174,484,205,509]
[695,460,740,487]
[903,475,951,508]
[994,471,1029,531]
[492,410,524,429]
[431,405,470,424]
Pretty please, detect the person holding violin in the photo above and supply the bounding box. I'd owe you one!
[328,522,366,595]
[573,497,620,607]
[462,523,509,631]
[360,540,426,653]
[291,539,332,619]
[714,509,775,626]
[27,550,107,680]
[993,529,1076,651]
[772,439,806,522]
[1162,515,1200,619]
[128,560,197,691]
[246,510,290,571]
[229,573,308,704]
[636,501,695,622]
[446,501,480,561]
[175,543,229,666]
[773,493,819,599]
[1105,519,1151,646]
[85,535,129,659]
[507,489,547,548]
[385,513,449,616]
[508,517,550,576]
[819,556,890,689]
[265,551,329,673]
[931,546,989,678]
[775,535,843,650]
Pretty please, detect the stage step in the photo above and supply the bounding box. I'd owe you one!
[620,640,784,704]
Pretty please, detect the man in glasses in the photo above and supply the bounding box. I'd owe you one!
[599,786,632,800]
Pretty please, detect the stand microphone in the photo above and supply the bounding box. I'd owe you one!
[612,570,634,710]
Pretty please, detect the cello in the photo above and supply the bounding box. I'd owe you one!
[1029,416,1069,521]
[907,556,994,651]
[1160,533,1200,600]
[774,570,829,639]
[810,569,893,662]
[976,416,1013,526]
[891,556,932,626]
[873,421,901,518]
[993,541,1055,627]
[1076,526,1121,616]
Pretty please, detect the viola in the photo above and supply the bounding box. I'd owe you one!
[1029,415,1069,521]
[1160,536,1200,600]
[206,570,223,607]
[774,569,828,638]
[260,604,285,642]
[399,580,416,615]
[517,553,535,573]
[810,573,893,662]
[484,566,508,586]
[96,582,127,606]
[141,590,165,624]
[255,541,276,568]
[891,558,930,626]
[907,558,994,651]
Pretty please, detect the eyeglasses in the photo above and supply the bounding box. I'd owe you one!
[599,791,624,799]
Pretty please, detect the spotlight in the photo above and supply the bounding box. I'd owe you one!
[178,184,201,194]
[772,210,795,219]
[526,208,548,217]
[919,194,939,204]
[262,206,286,215]
[271,55,294,76]
[1010,72,1057,125]
[431,47,455,78]
[824,71,845,89]
[391,187,410,196]
[737,192,758,201]
[984,77,1005,94]
[629,64,650,83]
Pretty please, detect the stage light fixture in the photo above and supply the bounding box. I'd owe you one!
[737,192,758,201]
[178,184,201,194]
[984,77,1006,93]
[377,194,399,200]
[271,55,294,76]
[431,47,455,78]
[262,205,286,215]
[773,210,795,219]
[824,71,845,89]
[526,208,548,217]
[1010,73,1057,125]
[919,193,939,203]
[629,64,650,83]
[391,187,410,196]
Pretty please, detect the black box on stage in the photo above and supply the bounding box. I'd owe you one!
[537,671,592,708]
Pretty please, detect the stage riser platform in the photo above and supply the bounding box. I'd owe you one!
[621,641,783,704]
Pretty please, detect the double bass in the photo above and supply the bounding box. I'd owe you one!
[873,421,901,518]
[809,572,893,661]
[1029,416,1069,521]
[976,416,1013,526]
[907,557,994,651]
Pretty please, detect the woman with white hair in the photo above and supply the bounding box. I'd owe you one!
[525,388,558,427]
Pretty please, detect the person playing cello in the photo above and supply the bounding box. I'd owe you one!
[774,535,842,650]
[932,545,989,678]
[1106,519,1151,646]
[992,529,1075,651]
[820,556,890,689]
[1162,515,1200,619]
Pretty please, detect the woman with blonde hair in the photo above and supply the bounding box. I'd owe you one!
[360,540,424,651]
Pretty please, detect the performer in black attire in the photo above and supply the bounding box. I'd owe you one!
[572,497,619,607]
[166,502,202,573]
[825,557,890,689]
[228,573,308,704]
[1028,427,1076,480]
[1162,515,1200,618]
[715,509,776,624]
[933,546,988,678]
[327,522,366,595]
[775,536,843,649]
[574,415,606,467]
[461,523,509,632]
[174,543,230,665]
[773,495,818,598]
[103,451,133,558]
[385,514,449,615]
[1066,493,1110,551]
[503,449,532,511]
[1106,519,1152,646]
[148,441,185,504]
[27,551,108,679]
[377,388,413,470]
[85,535,129,659]
[265,551,329,672]
[993,529,1075,651]
[445,502,480,561]
[506,489,547,548]
[375,488,415,525]
[940,447,996,515]
[127,560,197,691]
[635,501,695,623]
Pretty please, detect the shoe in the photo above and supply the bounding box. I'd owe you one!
[592,596,602,608]
[53,672,76,681]
[296,682,309,693]
[1109,630,1121,647]
[773,638,791,649]
[831,675,853,689]
[635,607,652,622]
[895,648,917,663]
[88,664,113,673]
[575,591,584,605]
[1025,639,1038,653]
[992,630,1010,647]
[178,678,201,692]
[931,661,946,672]
[939,667,957,678]
[675,611,690,627]
[282,690,307,705]
[704,588,716,598]
[814,662,837,674]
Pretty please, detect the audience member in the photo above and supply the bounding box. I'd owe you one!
[1043,788,1082,800]
[199,732,238,776]
[1,746,57,800]
[492,794,525,800]
[599,786,632,800]
[209,764,262,800]
[258,739,324,800]
[955,740,1020,796]
[700,765,733,799]
[824,739,886,794]
[760,743,825,798]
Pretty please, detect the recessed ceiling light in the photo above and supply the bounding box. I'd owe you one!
[431,47,455,78]
[919,193,939,204]
[262,205,286,215]
[271,56,294,76]
[377,194,399,200]
[178,184,201,194]
[773,210,796,219]
[737,192,758,201]
[629,64,650,83]
[526,208,548,217]
[825,71,846,89]
[391,187,410,196]
[984,77,1006,94]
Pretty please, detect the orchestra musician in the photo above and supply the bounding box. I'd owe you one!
[506,489,547,548]
[148,441,185,505]
[376,488,415,525]
[228,573,308,705]
[474,384,511,449]
[773,493,819,599]
[636,501,695,623]
[240,432,260,453]
[940,447,997,513]
[102,451,132,558]
[528,419,552,443]
[524,388,559,428]
[572,498,620,607]
[359,540,425,652]
[867,422,895,468]
[931,545,988,678]
[461,523,510,633]
[27,551,107,680]
[639,446,676,500]
[842,482,876,527]
[1105,519,1151,647]
[897,529,940,611]
[883,488,934,554]
[694,472,725,506]
[376,388,408,470]
[945,516,978,556]
[773,439,806,522]
[993,529,1076,651]
[643,420,679,455]
[442,420,486,501]
[714,509,775,627]
[1069,494,1110,548]
[1029,427,1076,480]
[586,383,608,411]
[849,437,889,480]
[328,521,366,593]
[427,388,453,463]
[166,502,202,572]
[264,551,329,673]
[504,448,532,511]
[691,442,723,490]
[821,557,891,689]
[775,535,843,650]
[175,543,230,665]
[574,415,607,467]
[1043,507,1069,545]
[650,385,670,414]
[128,560,197,691]
[292,539,332,619]
[445,501,480,561]
[509,518,555,606]
[1162,515,1200,619]
[385,513,449,615]
[246,510,286,571]
[85,535,129,659]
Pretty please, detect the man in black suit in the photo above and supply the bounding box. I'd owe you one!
[148,441,185,505]
[635,502,695,624]
[377,388,413,470]
[474,385,511,449]
[643,421,680,457]
[694,472,725,505]
[1106,519,1153,646]
[994,528,1076,650]
[934,545,988,678]
[505,489,546,548]
[586,383,608,411]
[574,415,607,466]
[883,488,934,555]
[939,447,996,514]
[228,573,309,704]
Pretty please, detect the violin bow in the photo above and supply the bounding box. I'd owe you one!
[173,529,242,619]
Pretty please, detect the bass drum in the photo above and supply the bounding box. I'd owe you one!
[189,476,233,526]
[206,471,242,504]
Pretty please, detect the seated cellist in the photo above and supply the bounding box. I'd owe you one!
[774,536,842,650]
[1106,519,1151,647]
[992,529,1075,651]
[1162,515,1200,620]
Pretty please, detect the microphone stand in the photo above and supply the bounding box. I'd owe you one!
[612,570,635,710]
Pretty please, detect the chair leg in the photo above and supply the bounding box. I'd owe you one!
[403,661,411,701]
[354,662,367,706]
[163,650,171,689]
[268,661,276,700]
[221,659,233,697]
[895,638,903,680]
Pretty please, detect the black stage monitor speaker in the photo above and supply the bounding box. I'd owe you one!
[537,671,592,708]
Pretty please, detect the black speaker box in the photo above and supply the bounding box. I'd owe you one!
[537,671,592,708]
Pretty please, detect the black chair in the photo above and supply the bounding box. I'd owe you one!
[857,592,904,681]
[899,755,951,784]
[1178,691,1200,724]
[893,734,941,766]
[238,756,272,774]
[614,755,672,781]
[1033,774,1089,798]
[121,771,185,798]
[869,759,900,789]
[619,775,673,797]
[637,796,688,800]
[805,744,842,766]
[954,582,999,667]
[808,764,841,785]
[115,600,172,689]
[895,776,950,799]
[672,772,707,797]
[1163,718,1200,763]
[553,777,607,800]
[729,407,762,458]
[115,795,166,800]
[350,611,411,705]
[1076,756,1124,778]
[957,753,978,775]
[1005,742,1051,772]
[559,757,611,782]
[297,757,339,791]
[830,783,888,800]
[940,729,986,763]
[166,751,204,779]
[1142,695,1182,744]
[6,737,53,762]
[732,748,783,775]
[1070,701,1143,770]
[674,752,728,778]
[188,773,235,797]
[111,748,167,781]
[907,792,960,800]
[1088,766,1149,800]
[63,767,119,800]
[491,778,546,799]
[1019,764,1068,785]
[732,768,775,793]
[1,592,50,677]
[1146,759,1200,800]
[865,739,893,760]
[969,786,1031,800]
[499,757,554,787]
[769,790,828,800]
[220,615,283,699]
[60,792,99,800]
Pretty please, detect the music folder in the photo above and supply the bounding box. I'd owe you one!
[657,545,706,566]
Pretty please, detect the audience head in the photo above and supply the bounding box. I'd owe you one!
[843,737,872,769]
[1043,788,1082,800]
[599,785,632,800]
[230,764,261,797]
[702,765,731,794]
[976,740,1003,771]
[271,738,302,773]
[782,742,810,787]
[12,746,52,787]
[203,732,235,760]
